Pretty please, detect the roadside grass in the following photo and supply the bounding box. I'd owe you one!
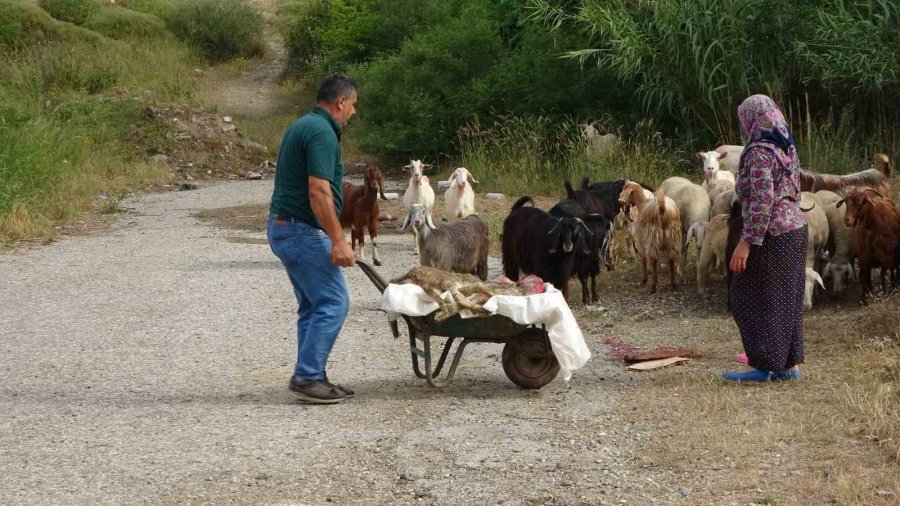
[0,0,199,244]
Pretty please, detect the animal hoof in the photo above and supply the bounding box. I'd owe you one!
[373,259,382,267]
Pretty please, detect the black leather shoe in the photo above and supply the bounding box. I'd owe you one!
[288,377,346,404]
[323,375,354,398]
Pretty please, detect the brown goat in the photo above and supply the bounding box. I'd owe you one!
[618,181,682,293]
[800,153,892,196]
[836,188,900,303]
[340,167,387,265]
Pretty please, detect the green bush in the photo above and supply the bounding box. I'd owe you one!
[353,7,503,158]
[120,0,172,19]
[84,7,168,41]
[1,0,105,46]
[40,0,101,25]
[167,0,263,62]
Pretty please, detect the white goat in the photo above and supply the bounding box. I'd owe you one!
[443,167,478,220]
[402,159,436,255]
[581,123,620,158]
[697,151,737,185]
[814,190,856,293]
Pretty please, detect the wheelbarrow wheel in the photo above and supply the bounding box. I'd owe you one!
[502,328,559,389]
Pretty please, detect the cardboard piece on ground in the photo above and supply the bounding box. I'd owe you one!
[627,356,690,371]
[622,347,699,362]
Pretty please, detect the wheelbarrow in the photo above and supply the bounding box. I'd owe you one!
[357,261,560,389]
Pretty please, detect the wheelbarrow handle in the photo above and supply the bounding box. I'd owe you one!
[357,261,388,293]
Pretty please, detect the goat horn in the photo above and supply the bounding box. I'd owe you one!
[574,217,593,236]
[862,188,885,198]
[547,218,562,235]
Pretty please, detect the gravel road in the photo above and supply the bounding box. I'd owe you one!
[0,180,680,505]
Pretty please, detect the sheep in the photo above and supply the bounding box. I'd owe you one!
[696,214,729,298]
[659,176,711,266]
[800,153,892,196]
[339,166,387,265]
[443,167,478,220]
[502,197,592,301]
[709,189,736,218]
[703,178,735,207]
[549,199,612,306]
[836,188,900,303]
[618,181,683,293]
[401,204,489,280]
[800,192,830,310]
[710,144,744,174]
[697,151,737,184]
[402,160,436,255]
[813,190,856,293]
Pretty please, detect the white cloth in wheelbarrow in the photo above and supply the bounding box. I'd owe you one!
[381,282,591,381]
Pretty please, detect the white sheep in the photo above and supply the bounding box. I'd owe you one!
[402,159,436,255]
[801,192,829,310]
[814,190,856,293]
[703,178,735,206]
[695,214,729,298]
[659,176,711,267]
[712,144,744,174]
[443,167,478,220]
[709,189,735,218]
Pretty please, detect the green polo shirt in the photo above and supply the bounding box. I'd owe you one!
[269,106,343,230]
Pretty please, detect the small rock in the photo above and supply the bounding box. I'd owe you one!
[246,171,263,180]
[150,154,169,164]
[876,490,892,497]
[678,487,690,497]
[179,182,200,191]
[485,193,506,200]
[223,116,233,123]
[382,192,400,200]
[438,180,451,190]
[222,123,236,133]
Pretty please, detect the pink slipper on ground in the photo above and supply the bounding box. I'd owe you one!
[734,352,748,364]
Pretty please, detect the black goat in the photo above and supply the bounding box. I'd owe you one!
[571,177,655,219]
[502,196,591,301]
[549,199,611,305]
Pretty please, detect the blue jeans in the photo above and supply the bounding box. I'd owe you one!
[267,218,350,381]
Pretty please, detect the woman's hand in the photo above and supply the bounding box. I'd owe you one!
[730,240,750,274]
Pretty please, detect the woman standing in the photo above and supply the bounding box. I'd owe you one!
[725,95,807,382]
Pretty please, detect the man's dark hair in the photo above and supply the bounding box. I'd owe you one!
[316,73,357,103]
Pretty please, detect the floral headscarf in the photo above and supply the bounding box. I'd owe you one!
[737,94,797,168]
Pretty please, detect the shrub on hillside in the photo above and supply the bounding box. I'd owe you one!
[84,7,168,41]
[167,0,263,62]
[353,9,503,158]
[40,0,100,25]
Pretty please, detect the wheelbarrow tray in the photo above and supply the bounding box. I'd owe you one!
[357,261,560,389]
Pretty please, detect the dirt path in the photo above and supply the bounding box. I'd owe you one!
[214,29,289,120]
[0,180,681,504]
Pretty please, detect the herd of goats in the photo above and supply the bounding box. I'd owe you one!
[339,148,899,313]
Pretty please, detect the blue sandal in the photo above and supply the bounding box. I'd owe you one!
[772,370,801,381]
[722,369,773,382]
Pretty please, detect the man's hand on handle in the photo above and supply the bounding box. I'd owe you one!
[331,240,356,267]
